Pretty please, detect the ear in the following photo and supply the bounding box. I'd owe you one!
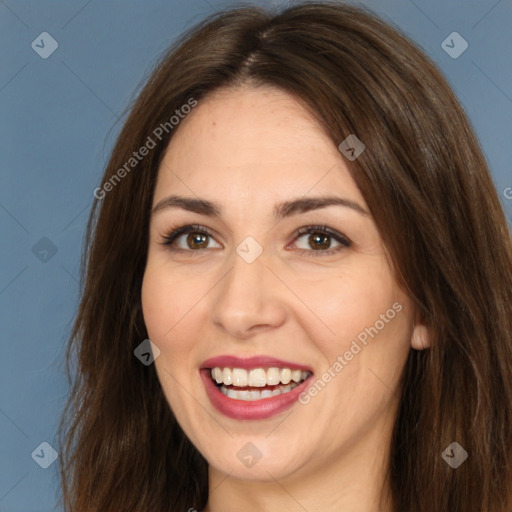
[410,308,431,350]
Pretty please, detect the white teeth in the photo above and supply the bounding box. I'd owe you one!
[209,365,313,401]
[248,368,267,387]
[248,390,261,400]
[212,367,223,384]
[232,368,248,387]
[291,369,302,383]
[266,367,281,385]
[210,366,311,388]
[227,388,241,399]
[218,380,302,401]
[280,368,292,385]
[222,368,233,386]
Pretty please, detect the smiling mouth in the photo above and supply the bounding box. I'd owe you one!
[210,367,313,401]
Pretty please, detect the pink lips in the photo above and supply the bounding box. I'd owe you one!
[200,355,313,420]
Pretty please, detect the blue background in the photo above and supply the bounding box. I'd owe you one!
[1,0,511,510]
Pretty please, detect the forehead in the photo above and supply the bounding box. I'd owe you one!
[153,85,366,210]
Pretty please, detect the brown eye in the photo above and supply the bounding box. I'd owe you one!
[293,225,351,256]
[185,232,209,249]
[162,224,221,252]
[306,233,331,250]
[161,223,350,257]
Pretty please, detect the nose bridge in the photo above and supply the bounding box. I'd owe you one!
[210,238,286,337]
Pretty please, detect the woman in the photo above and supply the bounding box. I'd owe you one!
[58,2,512,511]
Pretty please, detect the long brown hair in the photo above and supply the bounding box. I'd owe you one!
[57,2,512,510]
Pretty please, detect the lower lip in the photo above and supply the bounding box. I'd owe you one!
[200,369,312,420]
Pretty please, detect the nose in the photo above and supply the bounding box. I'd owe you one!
[210,243,288,340]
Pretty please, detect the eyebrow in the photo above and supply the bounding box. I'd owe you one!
[151,194,369,219]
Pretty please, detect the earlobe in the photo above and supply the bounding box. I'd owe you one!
[411,324,431,350]
[410,307,431,350]
[410,305,431,350]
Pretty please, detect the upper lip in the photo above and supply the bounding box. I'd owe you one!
[201,355,314,372]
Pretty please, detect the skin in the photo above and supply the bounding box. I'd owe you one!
[141,85,430,512]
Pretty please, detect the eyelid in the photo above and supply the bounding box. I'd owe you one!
[160,223,351,256]
[161,224,219,251]
[292,225,351,251]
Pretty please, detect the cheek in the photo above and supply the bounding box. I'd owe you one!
[141,263,198,342]
[141,269,169,340]
[141,268,197,404]
[291,260,400,356]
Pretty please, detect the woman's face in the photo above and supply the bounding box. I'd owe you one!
[141,85,428,484]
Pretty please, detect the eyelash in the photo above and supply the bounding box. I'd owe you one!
[160,223,351,257]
